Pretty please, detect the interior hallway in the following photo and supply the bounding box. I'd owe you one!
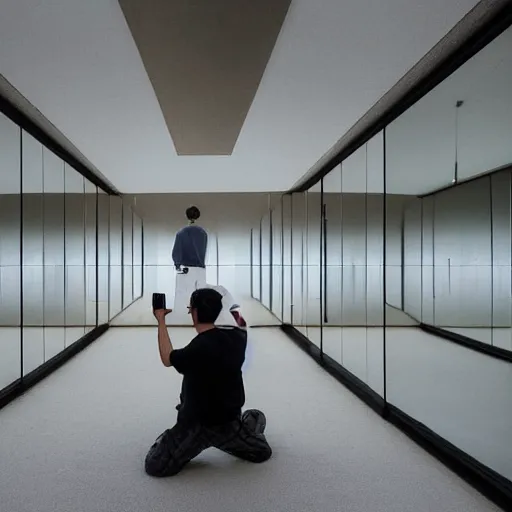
[0,324,500,512]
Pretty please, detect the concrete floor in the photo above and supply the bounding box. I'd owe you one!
[0,325,502,512]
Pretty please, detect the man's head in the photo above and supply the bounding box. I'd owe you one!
[186,206,201,223]
[188,288,223,329]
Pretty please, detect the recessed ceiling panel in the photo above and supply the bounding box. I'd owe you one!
[119,0,291,155]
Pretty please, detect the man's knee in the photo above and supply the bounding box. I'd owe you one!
[145,454,182,477]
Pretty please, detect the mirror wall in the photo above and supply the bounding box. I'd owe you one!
[386,24,512,351]
[384,23,512,483]
[0,110,143,395]
[250,22,512,483]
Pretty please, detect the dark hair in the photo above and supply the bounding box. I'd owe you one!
[190,288,223,323]
[186,206,201,221]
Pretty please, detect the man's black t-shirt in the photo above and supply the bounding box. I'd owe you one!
[169,327,247,426]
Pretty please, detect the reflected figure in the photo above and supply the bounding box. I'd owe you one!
[172,206,208,317]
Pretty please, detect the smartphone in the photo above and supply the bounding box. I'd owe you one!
[152,293,166,311]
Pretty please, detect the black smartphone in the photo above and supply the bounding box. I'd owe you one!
[152,293,166,311]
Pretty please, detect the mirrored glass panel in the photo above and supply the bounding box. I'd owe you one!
[85,180,97,332]
[291,192,306,333]
[271,201,282,320]
[251,225,260,302]
[133,212,143,302]
[0,113,21,389]
[305,186,322,348]
[282,194,292,324]
[98,190,110,325]
[260,212,271,310]
[109,196,123,319]
[21,131,44,376]
[64,165,86,344]
[42,147,65,361]
[122,202,133,309]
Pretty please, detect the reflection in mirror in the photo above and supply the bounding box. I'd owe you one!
[281,195,292,324]
[98,190,110,325]
[109,197,123,320]
[271,201,282,320]
[490,171,512,351]
[321,166,342,365]
[305,188,322,348]
[291,193,306,333]
[251,224,261,302]
[42,147,65,360]
[445,27,512,182]
[64,166,86,343]
[22,131,44,375]
[434,179,492,343]
[85,180,97,332]
[0,112,21,390]
[386,24,512,353]
[133,212,143,304]
[260,212,271,310]
[122,201,133,311]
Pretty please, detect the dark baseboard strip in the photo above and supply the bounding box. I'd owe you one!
[280,324,385,416]
[386,404,512,511]
[420,323,512,364]
[0,324,109,411]
[280,322,512,511]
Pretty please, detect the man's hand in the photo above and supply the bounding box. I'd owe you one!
[154,308,173,324]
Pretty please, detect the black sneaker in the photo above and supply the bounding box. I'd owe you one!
[242,409,267,435]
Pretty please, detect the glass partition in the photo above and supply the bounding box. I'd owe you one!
[291,193,306,333]
[84,180,97,332]
[251,225,261,301]
[64,166,86,343]
[0,110,143,400]
[247,20,512,489]
[282,195,292,324]
[260,213,271,310]
[22,131,44,375]
[383,23,512,483]
[133,212,143,301]
[0,112,21,390]
[271,201,283,320]
[98,190,110,325]
[109,196,123,319]
[305,186,322,348]
[122,201,133,309]
[42,147,65,360]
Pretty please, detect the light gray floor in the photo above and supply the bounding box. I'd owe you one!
[0,326,500,512]
[111,294,281,327]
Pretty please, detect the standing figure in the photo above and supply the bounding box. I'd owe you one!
[172,206,208,318]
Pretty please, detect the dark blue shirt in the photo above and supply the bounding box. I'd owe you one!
[172,224,208,268]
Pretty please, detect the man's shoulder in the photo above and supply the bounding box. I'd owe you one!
[181,224,207,235]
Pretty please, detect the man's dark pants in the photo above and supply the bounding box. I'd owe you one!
[145,409,272,477]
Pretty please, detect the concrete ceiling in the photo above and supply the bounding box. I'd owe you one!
[119,0,291,156]
[0,0,484,194]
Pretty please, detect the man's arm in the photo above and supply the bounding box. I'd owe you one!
[155,310,174,367]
